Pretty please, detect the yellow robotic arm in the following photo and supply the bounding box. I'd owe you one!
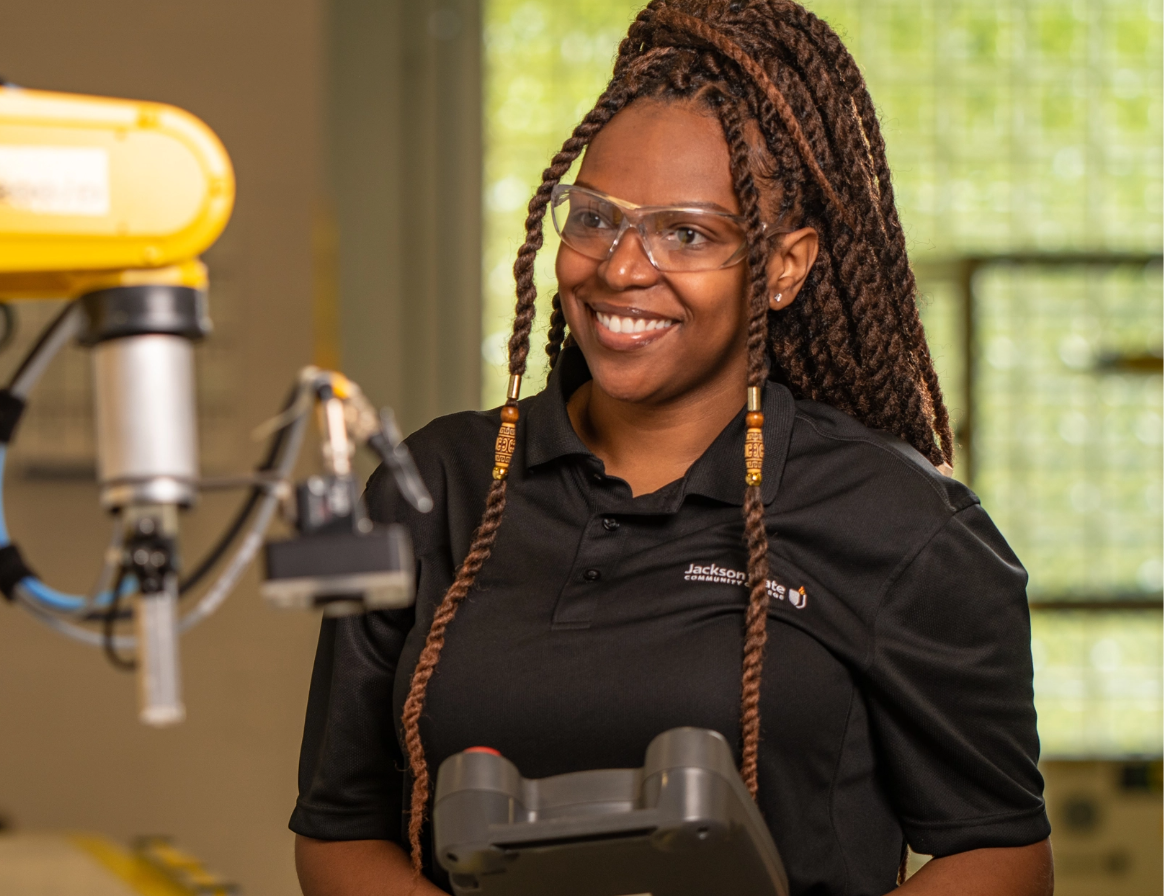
[0,84,234,298]
[0,85,236,725]
[0,85,425,729]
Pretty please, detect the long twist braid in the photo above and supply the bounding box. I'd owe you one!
[718,95,774,795]
[546,292,568,372]
[401,479,508,872]
[511,84,634,373]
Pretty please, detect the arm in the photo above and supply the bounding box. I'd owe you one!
[295,836,449,896]
[894,840,1053,896]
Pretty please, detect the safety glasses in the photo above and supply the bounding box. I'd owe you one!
[550,183,768,273]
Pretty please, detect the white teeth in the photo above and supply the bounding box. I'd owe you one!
[595,311,674,335]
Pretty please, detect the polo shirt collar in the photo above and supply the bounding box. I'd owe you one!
[522,346,794,507]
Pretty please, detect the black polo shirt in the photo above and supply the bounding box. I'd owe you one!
[291,347,1050,896]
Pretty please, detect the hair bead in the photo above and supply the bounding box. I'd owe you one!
[493,404,519,480]
[493,376,523,480]
[745,429,764,486]
[745,386,764,486]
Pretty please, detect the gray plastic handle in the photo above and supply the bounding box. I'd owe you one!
[433,727,789,896]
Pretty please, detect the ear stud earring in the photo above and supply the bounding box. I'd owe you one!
[772,293,783,305]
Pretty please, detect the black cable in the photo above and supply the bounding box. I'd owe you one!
[0,303,17,354]
[177,381,301,594]
[3,303,300,601]
[102,564,136,671]
[7,301,76,389]
[82,603,132,624]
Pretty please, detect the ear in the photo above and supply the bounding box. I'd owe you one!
[765,227,819,312]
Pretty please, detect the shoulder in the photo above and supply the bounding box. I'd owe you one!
[405,406,503,467]
[784,397,976,519]
[365,406,502,534]
[777,399,1028,648]
[774,397,990,581]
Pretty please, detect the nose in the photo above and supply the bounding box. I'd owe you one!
[598,223,660,290]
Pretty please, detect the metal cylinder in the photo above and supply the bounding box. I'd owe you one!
[92,334,199,509]
[135,582,186,727]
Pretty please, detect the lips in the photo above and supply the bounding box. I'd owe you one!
[588,305,679,350]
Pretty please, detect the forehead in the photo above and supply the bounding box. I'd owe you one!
[576,99,740,214]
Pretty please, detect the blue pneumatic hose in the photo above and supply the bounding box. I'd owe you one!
[0,446,131,612]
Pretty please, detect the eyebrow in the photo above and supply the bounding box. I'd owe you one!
[572,178,736,215]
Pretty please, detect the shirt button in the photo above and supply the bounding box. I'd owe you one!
[583,568,601,582]
[602,517,620,532]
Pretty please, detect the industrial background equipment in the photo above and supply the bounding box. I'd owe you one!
[0,83,430,727]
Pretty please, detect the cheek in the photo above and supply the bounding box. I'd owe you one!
[555,245,592,290]
[672,266,749,332]
[555,247,596,327]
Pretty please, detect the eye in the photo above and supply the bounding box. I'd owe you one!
[673,226,707,247]
[659,223,716,249]
[568,207,615,231]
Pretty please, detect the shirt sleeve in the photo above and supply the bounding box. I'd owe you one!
[864,503,1051,857]
[289,607,413,841]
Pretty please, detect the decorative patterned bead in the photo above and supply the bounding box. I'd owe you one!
[745,423,764,487]
[493,403,519,480]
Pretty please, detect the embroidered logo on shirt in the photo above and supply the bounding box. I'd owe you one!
[683,563,807,609]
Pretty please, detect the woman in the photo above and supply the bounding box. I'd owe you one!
[292,2,1054,893]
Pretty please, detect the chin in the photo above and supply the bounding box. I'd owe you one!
[586,358,674,405]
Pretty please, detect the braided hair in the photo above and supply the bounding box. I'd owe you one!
[401,0,953,881]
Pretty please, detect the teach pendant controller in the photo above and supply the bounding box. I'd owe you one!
[434,728,790,896]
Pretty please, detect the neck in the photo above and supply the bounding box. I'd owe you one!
[567,369,746,497]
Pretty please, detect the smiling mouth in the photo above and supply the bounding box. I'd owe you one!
[593,310,675,335]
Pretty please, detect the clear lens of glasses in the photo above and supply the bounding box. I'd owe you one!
[550,184,750,272]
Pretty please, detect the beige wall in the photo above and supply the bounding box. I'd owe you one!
[0,2,325,894]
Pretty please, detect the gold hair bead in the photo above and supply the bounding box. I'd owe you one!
[493,375,523,480]
[745,386,764,487]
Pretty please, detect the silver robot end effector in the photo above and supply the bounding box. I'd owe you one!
[80,283,211,726]
[2,284,431,727]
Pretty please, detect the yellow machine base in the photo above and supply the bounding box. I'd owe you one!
[0,832,235,895]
